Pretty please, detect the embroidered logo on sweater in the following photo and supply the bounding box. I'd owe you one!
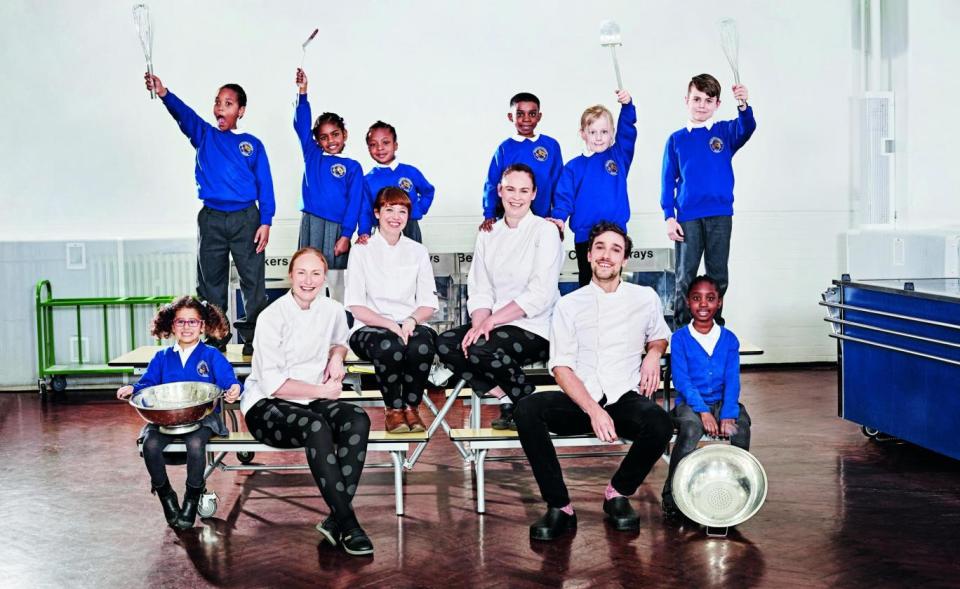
[238,141,254,157]
[533,146,549,161]
[196,360,210,377]
[398,177,413,192]
[709,137,724,153]
[330,163,346,178]
[605,160,619,175]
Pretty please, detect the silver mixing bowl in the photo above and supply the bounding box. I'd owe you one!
[129,382,222,435]
[671,444,768,528]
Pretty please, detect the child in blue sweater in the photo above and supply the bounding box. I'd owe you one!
[117,297,241,530]
[294,69,365,295]
[359,121,434,243]
[144,73,274,354]
[551,90,636,286]
[661,275,751,521]
[661,74,755,326]
[479,92,563,232]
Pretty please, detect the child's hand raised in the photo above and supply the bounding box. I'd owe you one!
[666,218,684,242]
[478,218,495,233]
[144,72,167,98]
[615,89,632,105]
[223,384,241,403]
[117,385,134,400]
[732,84,749,108]
[356,234,370,245]
[296,68,309,94]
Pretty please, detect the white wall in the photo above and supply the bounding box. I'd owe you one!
[0,0,857,370]
[900,0,960,227]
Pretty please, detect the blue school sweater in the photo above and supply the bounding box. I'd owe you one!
[551,102,637,243]
[360,163,435,235]
[132,342,240,394]
[660,107,756,223]
[670,325,741,419]
[294,94,365,239]
[160,91,276,226]
[482,134,563,219]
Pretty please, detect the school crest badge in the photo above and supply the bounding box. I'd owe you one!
[709,137,724,153]
[532,146,549,162]
[398,177,413,192]
[196,360,210,377]
[330,163,347,178]
[238,141,254,157]
[605,160,618,175]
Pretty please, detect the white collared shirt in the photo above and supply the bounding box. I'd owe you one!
[511,133,540,142]
[344,232,439,329]
[375,159,400,171]
[687,322,721,356]
[467,212,563,340]
[240,292,350,414]
[173,342,198,367]
[549,281,672,405]
[685,118,715,132]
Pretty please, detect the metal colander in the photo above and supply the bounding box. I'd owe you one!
[671,445,768,528]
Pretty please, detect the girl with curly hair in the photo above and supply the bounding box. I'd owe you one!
[117,296,241,530]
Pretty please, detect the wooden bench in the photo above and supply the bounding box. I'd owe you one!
[148,430,428,517]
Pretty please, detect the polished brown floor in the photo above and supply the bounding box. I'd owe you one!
[2,369,960,588]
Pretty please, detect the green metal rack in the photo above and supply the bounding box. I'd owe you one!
[34,279,174,401]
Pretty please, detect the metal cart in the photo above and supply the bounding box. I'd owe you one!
[35,279,173,401]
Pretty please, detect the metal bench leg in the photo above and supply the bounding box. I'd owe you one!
[203,451,227,480]
[404,379,470,469]
[390,451,404,516]
[475,449,488,514]
[471,390,481,429]
[421,393,470,461]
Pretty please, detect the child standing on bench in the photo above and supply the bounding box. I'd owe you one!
[661,275,751,521]
[294,68,366,300]
[117,297,241,530]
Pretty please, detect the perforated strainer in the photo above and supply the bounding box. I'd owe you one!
[671,444,768,529]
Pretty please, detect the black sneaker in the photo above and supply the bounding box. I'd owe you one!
[491,403,516,430]
[340,527,374,556]
[602,496,640,531]
[529,507,577,541]
[315,516,340,546]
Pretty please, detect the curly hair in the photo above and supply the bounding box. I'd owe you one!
[151,296,230,341]
[313,111,346,143]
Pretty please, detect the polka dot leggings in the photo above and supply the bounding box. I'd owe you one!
[349,325,437,410]
[436,324,548,402]
[244,397,370,531]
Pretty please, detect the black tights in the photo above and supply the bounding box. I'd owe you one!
[142,426,213,491]
[349,325,437,409]
[244,397,371,531]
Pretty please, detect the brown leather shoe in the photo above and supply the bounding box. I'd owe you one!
[384,408,410,434]
[403,406,426,433]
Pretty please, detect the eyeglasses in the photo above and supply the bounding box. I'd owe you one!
[174,319,202,328]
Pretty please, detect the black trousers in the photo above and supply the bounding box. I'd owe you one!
[349,325,437,409]
[514,391,674,508]
[197,204,267,328]
[142,426,213,490]
[244,397,370,531]
[436,325,548,402]
[662,401,751,498]
[574,241,591,287]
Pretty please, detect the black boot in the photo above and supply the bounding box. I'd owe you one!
[491,402,516,430]
[174,485,203,530]
[234,320,255,356]
[152,482,180,528]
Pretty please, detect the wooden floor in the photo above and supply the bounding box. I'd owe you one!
[2,368,960,588]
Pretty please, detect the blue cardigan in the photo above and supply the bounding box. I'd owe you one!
[670,325,741,419]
